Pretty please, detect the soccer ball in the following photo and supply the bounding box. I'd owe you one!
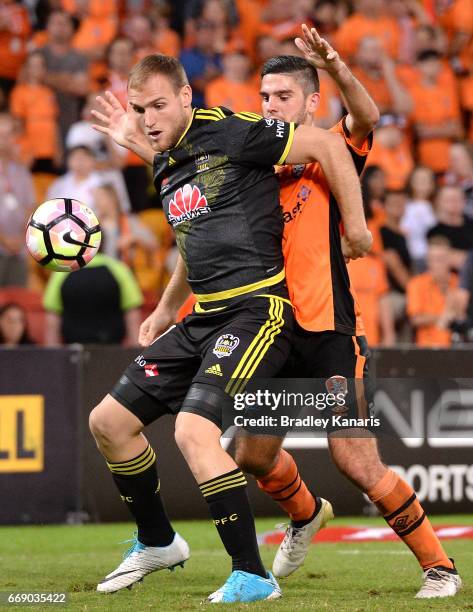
[26,198,101,272]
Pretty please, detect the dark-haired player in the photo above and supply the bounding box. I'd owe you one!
[235,26,461,599]
[90,53,371,602]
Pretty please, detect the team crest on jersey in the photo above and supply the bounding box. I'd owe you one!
[212,334,240,359]
[325,375,349,414]
[298,185,312,202]
[168,184,210,227]
[325,375,348,396]
[195,153,210,173]
[292,164,305,178]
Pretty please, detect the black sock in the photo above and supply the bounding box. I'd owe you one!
[107,444,175,547]
[199,468,266,578]
[292,495,321,529]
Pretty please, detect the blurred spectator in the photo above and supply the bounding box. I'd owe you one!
[361,165,386,254]
[0,113,35,287]
[407,237,458,347]
[0,0,31,100]
[150,2,181,58]
[380,190,412,334]
[406,49,463,174]
[362,164,386,209]
[123,15,154,59]
[10,51,61,178]
[205,44,260,112]
[381,190,412,290]
[456,249,473,337]
[348,254,396,346]
[254,34,281,74]
[279,33,305,57]
[180,19,222,108]
[184,0,235,53]
[99,36,134,97]
[66,93,131,211]
[366,113,414,189]
[412,23,447,58]
[258,0,302,43]
[98,35,150,212]
[123,14,176,62]
[44,249,143,345]
[71,0,118,61]
[39,10,89,143]
[0,302,34,346]
[312,0,345,37]
[47,145,102,210]
[460,68,473,141]
[438,0,473,74]
[335,0,401,62]
[230,0,264,58]
[401,166,437,271]
[427,185,473,270]
[94,183,165,291]
[94,183,157,264]
[388,0,430,64]
[198,0,231,52]
[67,93,117,159]
[351,38,412,115]
[444,143,473,219]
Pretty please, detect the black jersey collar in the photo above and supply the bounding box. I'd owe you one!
[174,107,197,149]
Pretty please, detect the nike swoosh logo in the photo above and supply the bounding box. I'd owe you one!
[63,231,91,248]
[99,569,138,583]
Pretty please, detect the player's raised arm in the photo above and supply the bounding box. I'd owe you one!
[91,91,156,166]
[284,125,372,257]
[139,254,191,346]
[295,24,379,145]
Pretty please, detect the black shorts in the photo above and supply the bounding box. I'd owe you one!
[110,293,294,429]
[280,325,374,433]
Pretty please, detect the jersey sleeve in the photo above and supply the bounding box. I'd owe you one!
[376,259,390,296]
[330,116,373,175]
[406,277,423,317]
[9,86,26,119]
[107,258,143,311]
[43,272,67,313]
[228,113,296,167]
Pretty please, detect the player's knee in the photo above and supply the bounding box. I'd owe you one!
[235,448,277,478]
[174,413,221,462]
[174,421,201,456]
[89,401,128,447]
[89,406,114,445]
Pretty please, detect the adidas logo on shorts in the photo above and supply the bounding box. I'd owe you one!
[205,364,223,376]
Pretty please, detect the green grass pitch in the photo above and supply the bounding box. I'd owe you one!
[1,516,472,611]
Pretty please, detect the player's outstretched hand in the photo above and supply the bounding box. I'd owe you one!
[91,91,140,149]
[295,23,344,74]
[139,307,176,347]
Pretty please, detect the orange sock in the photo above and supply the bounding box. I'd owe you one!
[368,469,453,570]
[256,450,316,522]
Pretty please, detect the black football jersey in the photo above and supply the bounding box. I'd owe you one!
[153,107,296,306]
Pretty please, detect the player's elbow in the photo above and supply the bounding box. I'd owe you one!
[314,131,346,162]
[361,105,380,132]
[371,105,381,126]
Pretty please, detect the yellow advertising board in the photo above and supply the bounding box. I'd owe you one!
[0,396,44,472]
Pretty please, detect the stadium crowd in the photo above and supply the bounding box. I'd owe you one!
[0,0,472,347]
